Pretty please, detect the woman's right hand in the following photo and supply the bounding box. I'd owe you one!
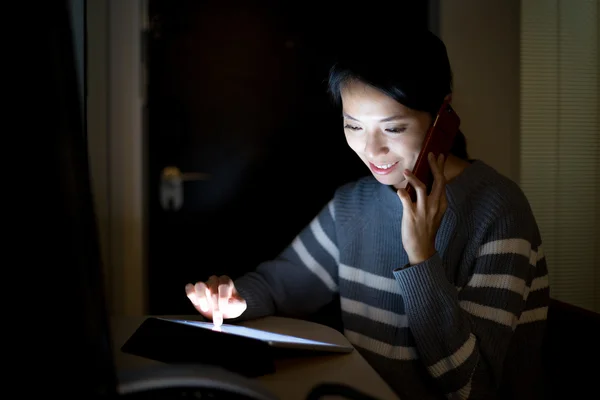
[185,275,247,327]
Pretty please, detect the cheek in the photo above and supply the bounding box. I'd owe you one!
[389,136,422,155]
[345,133,365,154]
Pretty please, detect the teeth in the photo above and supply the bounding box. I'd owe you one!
[375,162,396,169]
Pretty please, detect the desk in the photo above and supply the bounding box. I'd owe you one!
[111,315,400,400]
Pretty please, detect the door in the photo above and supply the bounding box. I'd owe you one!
[146,1,430,315]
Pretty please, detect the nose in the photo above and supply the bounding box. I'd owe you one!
[365,132,389,159]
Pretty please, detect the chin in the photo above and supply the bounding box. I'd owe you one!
[372,172,404,188]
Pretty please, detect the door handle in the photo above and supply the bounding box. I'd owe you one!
[160,166,210,211]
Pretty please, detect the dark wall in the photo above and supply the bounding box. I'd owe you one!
[146,1,432,314]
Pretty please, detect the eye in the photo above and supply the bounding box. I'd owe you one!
[344,124,362,131]
[385,127,407,134]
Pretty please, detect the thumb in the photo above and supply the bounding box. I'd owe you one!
[223,288,247,319]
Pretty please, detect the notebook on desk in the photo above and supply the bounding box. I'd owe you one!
[121,317,354,377]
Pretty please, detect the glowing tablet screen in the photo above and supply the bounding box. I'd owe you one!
[167,319,350,351]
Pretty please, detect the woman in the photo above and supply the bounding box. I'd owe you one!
[185,30,549,399]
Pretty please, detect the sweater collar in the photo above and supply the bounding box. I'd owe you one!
[375,159,488,213]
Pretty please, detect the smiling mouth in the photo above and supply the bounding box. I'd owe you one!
[369,161,399,175]
[373,162,397,169]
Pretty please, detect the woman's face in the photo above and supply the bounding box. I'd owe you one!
[340,80,432,190]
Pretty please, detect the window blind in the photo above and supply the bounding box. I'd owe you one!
[520,0,599,312]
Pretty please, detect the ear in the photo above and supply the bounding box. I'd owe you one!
[444,93,453,103]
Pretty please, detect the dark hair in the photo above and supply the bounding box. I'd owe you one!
[327,29,469,160]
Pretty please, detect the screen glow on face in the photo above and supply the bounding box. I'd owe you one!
[171,319,340,347]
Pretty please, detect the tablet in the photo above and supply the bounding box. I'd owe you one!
[165,318,354,353]
[121,317,354,377]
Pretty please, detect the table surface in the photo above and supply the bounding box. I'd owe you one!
[111,315,400,400]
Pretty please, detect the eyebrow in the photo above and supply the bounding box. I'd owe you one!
[343,113,406,122]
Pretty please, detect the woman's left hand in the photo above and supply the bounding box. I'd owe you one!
[397,152,448,265]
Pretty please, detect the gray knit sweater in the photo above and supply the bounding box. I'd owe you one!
[234,160,549,400]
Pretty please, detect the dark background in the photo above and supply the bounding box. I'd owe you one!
[146,1,432,315]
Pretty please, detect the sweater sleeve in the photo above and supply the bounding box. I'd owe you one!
[393,207,549,399]
[233,199,340,320]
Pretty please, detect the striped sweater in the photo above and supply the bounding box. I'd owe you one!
[234,160,549,399]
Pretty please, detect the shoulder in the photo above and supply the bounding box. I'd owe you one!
[335,175,380,201]
[452,161,540,239]
[331,176,380,224]
[451,161,531,211]
[478,163,530,207]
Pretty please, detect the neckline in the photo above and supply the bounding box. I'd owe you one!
[375,159,487,213]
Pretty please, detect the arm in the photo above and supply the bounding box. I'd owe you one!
[393,209,549,399]
[233,200,340,320]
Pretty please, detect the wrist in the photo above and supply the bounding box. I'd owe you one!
[408,246,436,265]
